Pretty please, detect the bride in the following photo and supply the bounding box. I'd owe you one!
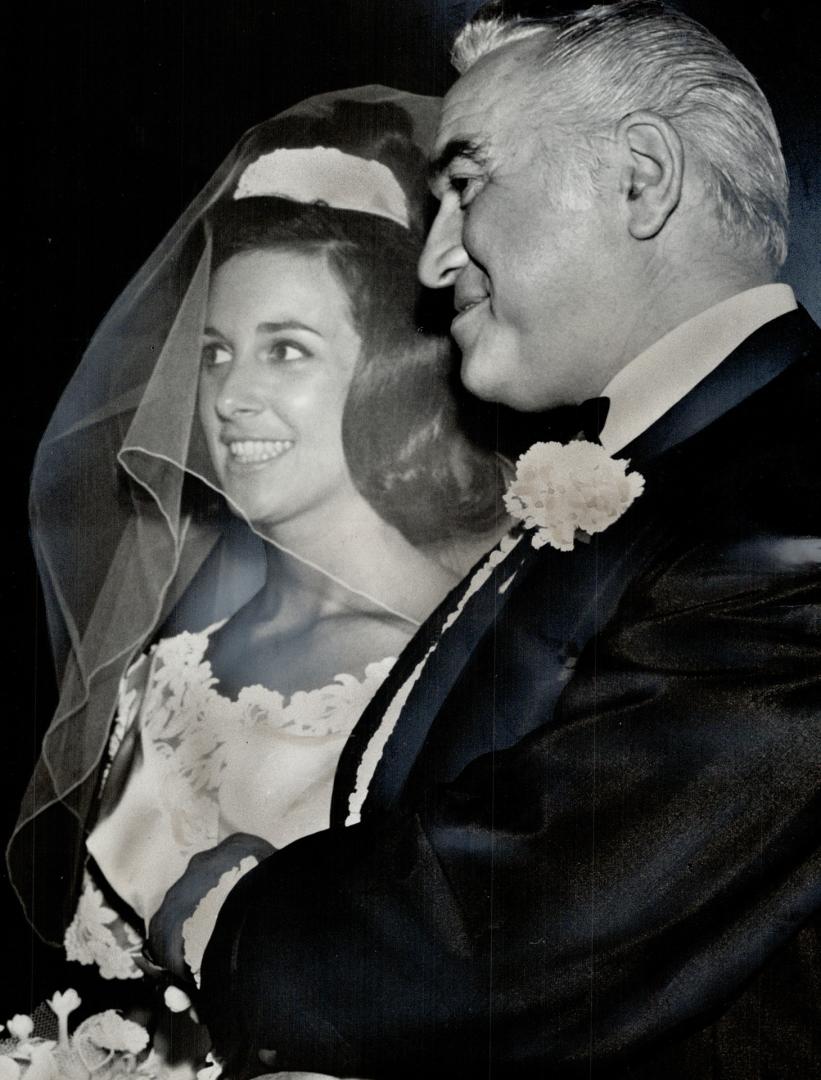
[8,87,504,1068]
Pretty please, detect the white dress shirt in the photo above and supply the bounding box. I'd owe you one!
[599,284,797,455]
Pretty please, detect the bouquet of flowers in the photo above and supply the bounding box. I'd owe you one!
[0,990,206,1079]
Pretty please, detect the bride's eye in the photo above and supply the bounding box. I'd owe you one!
[201,342,232,367]
[268,341,309,363]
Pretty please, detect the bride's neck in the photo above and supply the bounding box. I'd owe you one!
[258,493,456,626]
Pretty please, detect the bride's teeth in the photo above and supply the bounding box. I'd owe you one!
[228,439,293,463]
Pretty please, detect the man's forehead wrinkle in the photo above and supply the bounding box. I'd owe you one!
[434,90,494,171]
[433,39,561,190]
[442,48,511,126]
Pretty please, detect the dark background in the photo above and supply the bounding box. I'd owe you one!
[2,0,818,1016]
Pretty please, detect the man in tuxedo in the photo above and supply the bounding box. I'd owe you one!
[194,3,821,1075]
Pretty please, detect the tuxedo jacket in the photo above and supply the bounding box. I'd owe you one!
[202,307,821,1079]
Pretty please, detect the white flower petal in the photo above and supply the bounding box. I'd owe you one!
[164,986,193,1013]
[74,1009,149,1054]
[505,440,644,551]
[5,1015,33,1041]
[0,1056,21,1080]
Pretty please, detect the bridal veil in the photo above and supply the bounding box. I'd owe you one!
[9,86,504,943]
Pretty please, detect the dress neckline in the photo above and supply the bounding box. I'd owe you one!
[135,624,397,738]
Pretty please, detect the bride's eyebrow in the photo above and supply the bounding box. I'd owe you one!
[202,320,323,340]
[257,320,321,336]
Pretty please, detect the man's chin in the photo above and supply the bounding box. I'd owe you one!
[460,348,584,412]
[460,352,511,405]
[461,355,545,411]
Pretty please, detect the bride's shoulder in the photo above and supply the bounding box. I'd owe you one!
[150,620,226,662]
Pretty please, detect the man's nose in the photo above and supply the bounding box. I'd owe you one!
[418,199,468,288]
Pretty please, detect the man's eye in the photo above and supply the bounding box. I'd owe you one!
[201,343,232,367]
[269,342,308,363]
[449,174,482,206]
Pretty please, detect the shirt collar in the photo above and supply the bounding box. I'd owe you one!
[599,283,797,455]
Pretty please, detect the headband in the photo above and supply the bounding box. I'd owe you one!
[234,146,410,228]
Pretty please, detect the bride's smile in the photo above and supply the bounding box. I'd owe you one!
[226,438,294,465]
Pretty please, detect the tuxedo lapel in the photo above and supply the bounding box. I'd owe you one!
[359,534,538,815]
[330,536,532,822]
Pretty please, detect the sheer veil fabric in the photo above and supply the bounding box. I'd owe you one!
[8,86,492,944]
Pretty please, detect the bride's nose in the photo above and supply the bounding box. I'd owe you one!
[215,361,266,419]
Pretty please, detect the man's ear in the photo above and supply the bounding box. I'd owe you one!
[616,111,683,239]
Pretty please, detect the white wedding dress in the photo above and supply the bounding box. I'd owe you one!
[65,622,395,984]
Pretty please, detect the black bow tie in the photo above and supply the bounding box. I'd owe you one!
[573,395,611,443]
[504,396,610,451]
[470,397,611,461]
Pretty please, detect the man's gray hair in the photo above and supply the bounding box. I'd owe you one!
[452,1,789,269]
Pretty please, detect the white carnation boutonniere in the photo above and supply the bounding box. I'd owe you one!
[503,440,645,551]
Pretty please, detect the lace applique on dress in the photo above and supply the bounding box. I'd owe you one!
[132,629,396,854]
[64,872,144,981]
[66,624,396,981]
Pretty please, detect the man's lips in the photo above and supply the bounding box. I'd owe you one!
[452,295,490,331]
[454,290,489,315]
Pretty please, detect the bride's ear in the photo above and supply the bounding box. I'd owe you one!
[616,111,683,240]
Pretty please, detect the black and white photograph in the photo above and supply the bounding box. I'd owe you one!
[2,2,819,1077]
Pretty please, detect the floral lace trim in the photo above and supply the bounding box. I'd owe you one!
[95,625,395,857]
[141,625,395,743]
[132,631,396,852]
[64,873,144,981]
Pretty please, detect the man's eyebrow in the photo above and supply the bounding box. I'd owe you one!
[429,139,487,182]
